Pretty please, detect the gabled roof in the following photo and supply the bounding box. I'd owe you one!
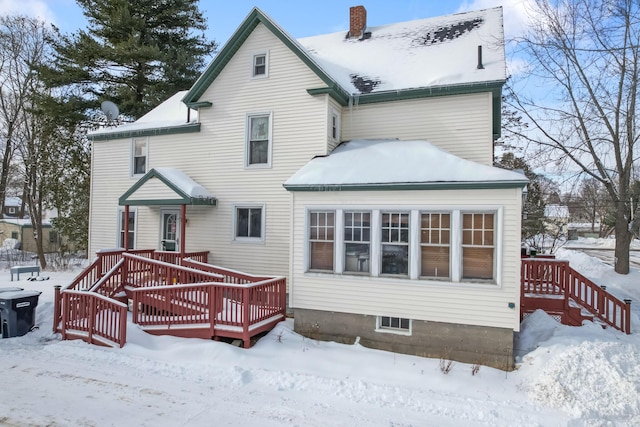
[119,168,217,206]
[298,7,505,95]
[284,139,528,191]
[182,8,352,107]
[88,91,200,141]
[183,6,505,137]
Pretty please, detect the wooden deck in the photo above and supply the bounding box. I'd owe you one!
[53,249,286,348]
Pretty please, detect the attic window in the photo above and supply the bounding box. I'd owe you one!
[415,18,484,45]
[252,53,268,78]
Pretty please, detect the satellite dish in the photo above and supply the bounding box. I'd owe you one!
[101,101,120,122]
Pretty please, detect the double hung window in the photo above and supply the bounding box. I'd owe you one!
[309,211,334,271]
[381,212,409,275]
[344,211,370,273]
[247,114,271,166]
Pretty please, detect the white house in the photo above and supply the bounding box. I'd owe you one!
[87,5,526,369]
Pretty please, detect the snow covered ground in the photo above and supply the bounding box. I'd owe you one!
[1,241,639,426]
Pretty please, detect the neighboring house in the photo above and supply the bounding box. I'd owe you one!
[3,197,23,218]
[87,6,526,369]
[0,219,62,253]
[544,204,570,236]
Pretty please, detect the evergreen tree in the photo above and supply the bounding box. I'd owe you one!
[42,0,217,119]
[495,152,546,243]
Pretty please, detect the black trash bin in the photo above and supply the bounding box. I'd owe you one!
[0,290,42,338]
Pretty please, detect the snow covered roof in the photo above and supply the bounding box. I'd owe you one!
[88,91,198,140]
[119,168,217,206]
[545,204,570,219]
[298,7,505,94]
[152,168,213,199]
[5,197,21,207]
[284,139,527,190]
[0,218,51,226]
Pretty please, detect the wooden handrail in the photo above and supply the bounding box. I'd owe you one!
[521,259,631,334]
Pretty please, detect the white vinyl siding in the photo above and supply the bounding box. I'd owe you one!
[342,93,494,165]
[89,23,327,278]
[289,188,523,331]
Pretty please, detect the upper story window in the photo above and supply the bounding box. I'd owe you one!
[235,206,264,241]
[246,113,272,167]
[462,212,495,281]
[420,212,450,279]
[132,138,147,176]
[252,52,268,78]
[381,212,409,276]
[344,211,370,273]
[330,108,340,143]
[309,211,334,271]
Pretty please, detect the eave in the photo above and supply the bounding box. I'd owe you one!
[88,123,201,142]
[283,180,527,192]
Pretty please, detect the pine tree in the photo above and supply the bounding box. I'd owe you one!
[43,0,217,119]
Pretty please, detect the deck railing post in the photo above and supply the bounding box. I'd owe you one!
[624,299,632,334]
[562,261,570,313]
[243,287,250,348]
[53,285,61,333]
[599,286,607,315]
[88,295,95,345]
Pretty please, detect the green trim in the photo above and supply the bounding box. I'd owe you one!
[186,101,213,109]
[306,86,350,106]
[284,180,528,192]
[119,168,217,206]
[122,198,216,206]
[182,8,351,106]
[89,123,201,142]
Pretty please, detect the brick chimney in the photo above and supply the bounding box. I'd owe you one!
[349,5,367,39]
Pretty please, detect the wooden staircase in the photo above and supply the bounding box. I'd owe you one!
[521,257,631,333]
[53,249,287,348]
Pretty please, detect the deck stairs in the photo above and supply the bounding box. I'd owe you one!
[521,257,631,334]
[53,249,287,348]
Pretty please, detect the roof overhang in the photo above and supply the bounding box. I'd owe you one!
[88,123,201,142]
[119,168,217,206]
[284,180,527,192]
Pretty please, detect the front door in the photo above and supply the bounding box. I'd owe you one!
[161,209,179,251]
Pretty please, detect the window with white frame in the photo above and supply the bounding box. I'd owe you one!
[381,212,409,275]
[330,108,340,142]
[377,316,411,333]
[235,206,263,240]
[420,212,450,279]
[252,53,268,77]
[344,211,370,273]
[246,113,271,166]
[462,212,495,281]
[309,211,334,271]
[118,209,136,249]
[8,207,15,214]
[132,138,147,175]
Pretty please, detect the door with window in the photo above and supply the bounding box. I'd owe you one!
[161,209,179,251]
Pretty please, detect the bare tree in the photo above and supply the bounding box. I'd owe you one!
[0,16,49,267]
[507,0,640,274]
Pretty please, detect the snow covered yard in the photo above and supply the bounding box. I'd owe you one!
[1,244,639,426]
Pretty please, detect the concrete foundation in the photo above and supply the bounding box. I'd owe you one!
[294,308,515,370]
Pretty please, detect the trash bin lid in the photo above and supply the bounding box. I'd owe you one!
[0,290,42,300]
[0,287,24,293]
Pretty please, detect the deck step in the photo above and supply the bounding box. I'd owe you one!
[231,339,243,347]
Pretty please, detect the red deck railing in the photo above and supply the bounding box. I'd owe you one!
[56,287,127,347]
[54,249,285,349]
[521,258,631,334]
[131,275,287,347]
